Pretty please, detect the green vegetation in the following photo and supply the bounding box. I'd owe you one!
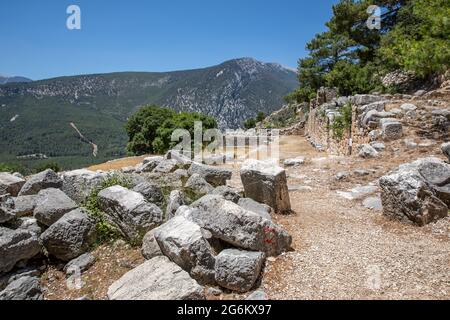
[84,174,132,245]
[0,162,26,175]
[34,161,61,173]
[243,118,257,129]
[331,103,353,140]
[379,0,450,77]
[287,0,450,102]
[256,112,266,123]
[243,111,268,129]
[0,161,62,175]
[125,105,217,155]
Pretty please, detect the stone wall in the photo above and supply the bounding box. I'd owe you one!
[306,105,369,156]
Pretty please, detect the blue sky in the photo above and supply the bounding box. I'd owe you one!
[0,0,338,80]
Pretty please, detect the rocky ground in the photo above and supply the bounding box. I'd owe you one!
[259,139,449,300]
[33,135,448,301]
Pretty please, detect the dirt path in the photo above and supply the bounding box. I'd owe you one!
[255,138,450,300]
[70,122,98,157]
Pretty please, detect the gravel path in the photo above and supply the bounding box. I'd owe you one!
[257,139,450,300]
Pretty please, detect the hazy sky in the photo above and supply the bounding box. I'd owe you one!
[0,0,338,80]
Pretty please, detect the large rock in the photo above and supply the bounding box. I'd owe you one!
[357,102,387,122]
[33,188,78,226]
[210,186,241,203]
[240,160,291,214]
[350,94,386,106]
[184,195,292,256]
[152,159,178,174]
[214,249,265,293]
[40,208,96,261]
[61,169,108,203]
[380,118,403,141]
[12,195,38,217]
[132,182,164,207]
[0,268,41,291]
[0,204,14,224]
[107,256,205,300]
[358,144,379,158]
[441,142,450,162]
[15,218,42,236]
[0,227,41,274]
[188,162,232,187]
[165,150,193,169]
[185,174,214,197]
[166,190,185,220]
[0,276,43,300]
[379,157,449,226]
[141,228,162,260]
[97,186,163,244]
[135,156,164,173]
[64,253,96,274]
[362,110,395,128]
[0,173,25,197]
[238,198,272,220]
[19,169,63,196]
[154,215,216,285]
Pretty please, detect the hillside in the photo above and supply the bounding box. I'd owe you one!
[0,76,32,85]
[0,58,297,170]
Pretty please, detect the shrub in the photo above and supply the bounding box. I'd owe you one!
[0,162,26,175]
[331,103,353,140]
[256,112,266,123]
[243,118,256,129]
[34,161,61,173]
[83,174,131,245]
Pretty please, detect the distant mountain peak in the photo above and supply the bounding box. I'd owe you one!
[227,57,297,74]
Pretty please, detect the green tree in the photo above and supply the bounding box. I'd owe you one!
[152,111,217,154]
[243,118,256,129]
[256,112,266,122]
[125,105,175,155]
[288,0,413,101]
[379,0,450,77]
[125,105,217,155]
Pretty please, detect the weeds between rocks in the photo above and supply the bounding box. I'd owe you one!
[83,174,132,246]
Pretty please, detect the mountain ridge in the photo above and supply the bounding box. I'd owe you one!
[0,75,32,85]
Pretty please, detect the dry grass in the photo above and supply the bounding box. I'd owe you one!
[88,155,148,171]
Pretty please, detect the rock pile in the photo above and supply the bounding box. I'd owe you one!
[1,152,292,300]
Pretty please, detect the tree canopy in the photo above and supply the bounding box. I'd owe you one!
[125,105,217,155]
[286,0,449,103]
